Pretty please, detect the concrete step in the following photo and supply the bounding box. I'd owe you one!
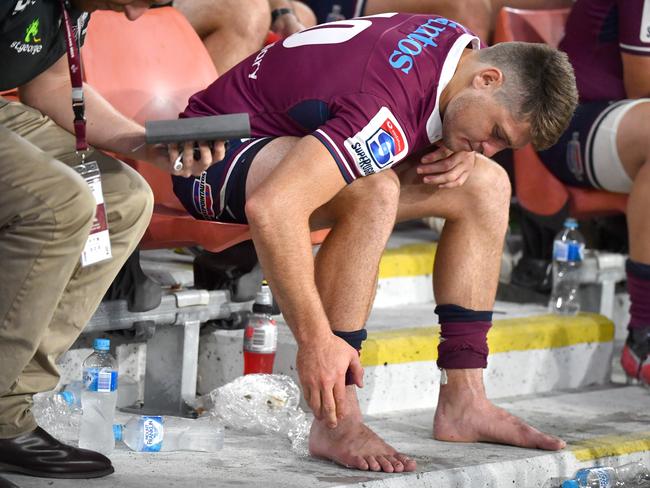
[7,385,649,488]
[197,304,615,415]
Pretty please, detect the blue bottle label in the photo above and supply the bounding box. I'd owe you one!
[83,367,118,392]
[553,240,584,262]
[141,416,163,452]
[576,468,613,487]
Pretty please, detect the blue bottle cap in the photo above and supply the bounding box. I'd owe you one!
[562,480,579,488]
[58,391,74,405]
[113,424,123,442]
[93,338,110,351]
[564,218,578,230]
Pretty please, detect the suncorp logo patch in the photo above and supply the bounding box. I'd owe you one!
[389,17,459,74]
[344,107,408,176]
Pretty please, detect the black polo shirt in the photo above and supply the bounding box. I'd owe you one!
[0,0,90,90]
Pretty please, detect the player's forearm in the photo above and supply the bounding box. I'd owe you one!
[248,206,332,347]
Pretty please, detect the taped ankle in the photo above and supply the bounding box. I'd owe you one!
[435,304,492,369]
[333,329,367,385]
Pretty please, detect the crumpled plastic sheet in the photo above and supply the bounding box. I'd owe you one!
[32,391,82,444]
[198,374,311,456]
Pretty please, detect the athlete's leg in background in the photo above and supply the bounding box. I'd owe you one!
[246,137,416,472]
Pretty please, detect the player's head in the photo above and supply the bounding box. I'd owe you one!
[71,0,169,20]
[441,42,577,156]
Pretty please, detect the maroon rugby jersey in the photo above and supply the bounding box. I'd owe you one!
[560,0,650,102]
[182,13,480,183]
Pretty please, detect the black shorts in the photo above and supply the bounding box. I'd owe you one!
[172,137,273,224]
[538,100,614,188]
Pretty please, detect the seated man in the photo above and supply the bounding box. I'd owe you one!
[0,0,211,480]
[173,14,577,472]
[538,0,650,384]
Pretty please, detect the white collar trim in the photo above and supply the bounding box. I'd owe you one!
[426,33,481,144]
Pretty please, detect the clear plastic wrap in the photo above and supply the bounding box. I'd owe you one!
[199,374,310,456]
[32,391,82,443]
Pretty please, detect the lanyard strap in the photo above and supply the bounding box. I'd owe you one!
[59,0,87,152]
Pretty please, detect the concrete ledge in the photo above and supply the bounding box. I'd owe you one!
[7,386,648,488]
[198,311,614,415]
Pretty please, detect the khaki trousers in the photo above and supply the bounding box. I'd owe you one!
[0,98,154,438]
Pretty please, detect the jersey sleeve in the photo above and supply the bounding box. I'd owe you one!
[312,93,413,184]
[618,0,650,56]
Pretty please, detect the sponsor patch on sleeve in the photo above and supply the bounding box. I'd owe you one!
[343,107,409,176]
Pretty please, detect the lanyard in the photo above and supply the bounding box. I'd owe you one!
[59,0,87,153]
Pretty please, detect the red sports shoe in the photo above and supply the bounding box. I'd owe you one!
[620,327,650,385]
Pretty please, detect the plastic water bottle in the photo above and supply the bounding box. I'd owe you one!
[561,461,650,487]
[79,338,118,455]
[549,218,585,315]
[243,282,277,375]
[325,4,345,22]
[114,416,224,452]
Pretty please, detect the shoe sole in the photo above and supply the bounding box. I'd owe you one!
[0,463,114,479]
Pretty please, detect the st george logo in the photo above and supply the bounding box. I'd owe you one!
[367,119,405,167]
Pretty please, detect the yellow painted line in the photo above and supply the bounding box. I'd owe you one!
[570,431,650,461]
[361,313,614,367]
[378,243,437,279]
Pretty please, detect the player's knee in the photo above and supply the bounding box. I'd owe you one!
[463,157,511,226]
[353,171,400,210]
[222,0,270,46]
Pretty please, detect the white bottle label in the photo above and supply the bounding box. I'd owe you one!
[141,416,163,452]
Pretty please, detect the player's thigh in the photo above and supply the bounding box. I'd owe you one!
[245,136,302,199]
[616,99,650,181]
[393,154,510,223]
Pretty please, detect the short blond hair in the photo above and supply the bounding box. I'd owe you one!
[478,42,578,150]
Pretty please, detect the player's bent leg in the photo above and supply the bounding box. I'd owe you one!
[248,141,414,472]
[395,155,565,451]
[614,100,650,383]
[174,0,270,75]
[309,172,415,473]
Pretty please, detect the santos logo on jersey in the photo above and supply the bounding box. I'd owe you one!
[344,107,408,176]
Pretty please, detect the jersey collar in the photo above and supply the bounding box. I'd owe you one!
[426,33,481,144]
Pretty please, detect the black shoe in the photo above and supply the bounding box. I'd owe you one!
[0,427,114,479]
[0,475,20,488]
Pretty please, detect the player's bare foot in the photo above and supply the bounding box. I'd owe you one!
[433,369,566,451]
[308,387,417,473]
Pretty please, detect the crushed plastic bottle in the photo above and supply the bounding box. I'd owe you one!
[198,374,310,456]
[32,388,82,443]
[114,415,224,452]
[562,461,650,487]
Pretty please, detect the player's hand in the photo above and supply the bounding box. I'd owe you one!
[297,335,364,429]
[165,141,225,178]
[272,12,305,37]
[417,146,476,188]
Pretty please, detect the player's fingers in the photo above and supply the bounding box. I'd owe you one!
[321,385,338,429]
[307,387,322,420]
[193,142,212,174]
[333,380,347,420]
[212,141,225,162]
[349,354,364,388]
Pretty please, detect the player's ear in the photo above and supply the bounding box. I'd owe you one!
[472,67,503,90]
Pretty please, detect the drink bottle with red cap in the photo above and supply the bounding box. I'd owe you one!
[243,282,277,374]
